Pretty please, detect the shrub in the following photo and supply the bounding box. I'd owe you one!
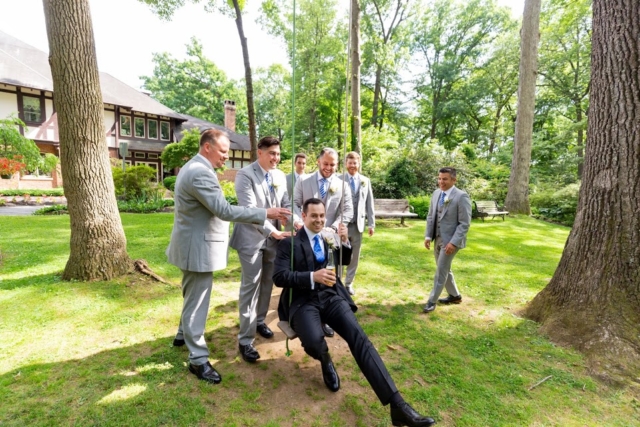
[112,164,160,201]
[0,189,64,197]
[220,179,237,205]
[407,195,431,219]
[163,176,177,191]
[530,182,580,226]
[117,195,174,213]
[33,204,68,215]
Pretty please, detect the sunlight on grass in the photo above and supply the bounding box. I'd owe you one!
[97,384,148,404]
[2,215,639,426]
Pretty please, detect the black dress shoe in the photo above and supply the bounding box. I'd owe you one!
[322,323,335,337]
[188,361,222,384]
[320,353,340,392]
[390,402,435,427]
[257,323,274,339]
[173,338,185,347]
[423,302,436,313]
[438,294,462,304]
[239,343,260,363]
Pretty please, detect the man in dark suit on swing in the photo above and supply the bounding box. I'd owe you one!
[273,198,436,427]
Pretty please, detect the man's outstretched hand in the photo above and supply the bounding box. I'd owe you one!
[266,207,291,221]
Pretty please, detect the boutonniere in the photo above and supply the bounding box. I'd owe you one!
[272,178,284,191]
[361,179,367,188]
[444,197,451,206]
[329,182,339,194]
[321,227,338,249]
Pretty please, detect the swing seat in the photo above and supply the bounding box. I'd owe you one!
[277,321,298,339]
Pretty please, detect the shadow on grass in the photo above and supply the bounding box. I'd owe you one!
[1,298,623,427]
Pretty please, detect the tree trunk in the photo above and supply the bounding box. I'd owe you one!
[231,0,257,162]
[350,0,361,155]
[523,0,640,384]
[576,103,584,179]
[371,64,382,128]
[43,0,130,281]
[505,0,541,214]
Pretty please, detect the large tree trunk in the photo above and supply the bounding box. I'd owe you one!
[231,0,257,162]
[523,0,640,384]
[350,0,361,155]
[43,0,130,281]
[505,0,541,214]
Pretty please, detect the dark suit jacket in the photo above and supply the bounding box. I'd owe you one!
[273,230,355,322]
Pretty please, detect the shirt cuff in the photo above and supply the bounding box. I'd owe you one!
[310,272,315,289]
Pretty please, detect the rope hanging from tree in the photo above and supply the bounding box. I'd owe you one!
[277,0,354,357]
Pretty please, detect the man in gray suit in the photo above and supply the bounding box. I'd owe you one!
[286,152,307,197]
[343,151,375,295]
[423,167,471,313]
[230,136,293,363]
[167,129,290,383]
[293,147,353,337]
[293,148,354,231]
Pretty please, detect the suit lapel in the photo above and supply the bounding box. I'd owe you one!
[299,230,316,272]
[252,162,273,207]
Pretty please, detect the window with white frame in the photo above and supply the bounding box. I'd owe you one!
[160,121,170,140]
[148,120,158,139]
[120,116,131,136]
[134,117,145,138]
[23,96,42,123]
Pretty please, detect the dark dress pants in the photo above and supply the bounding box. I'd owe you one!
[291,290,398,404]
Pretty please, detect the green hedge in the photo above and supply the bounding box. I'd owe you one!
[0,189,64,197]
[530,182,580,226]
[407,195,431,219]
[163,176,177,192]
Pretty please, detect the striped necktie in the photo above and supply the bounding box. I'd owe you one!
[439,191,446,207]
[319,178,327,198]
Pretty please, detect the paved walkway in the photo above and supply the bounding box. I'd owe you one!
[0,205,42,215]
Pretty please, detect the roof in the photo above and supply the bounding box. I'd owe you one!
[0,30,184,120]
[125,140,171,153]
[175,114,250,151]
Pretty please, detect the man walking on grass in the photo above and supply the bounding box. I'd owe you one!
[423,167,471,313]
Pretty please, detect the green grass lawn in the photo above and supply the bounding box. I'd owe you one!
[0,214,638,426]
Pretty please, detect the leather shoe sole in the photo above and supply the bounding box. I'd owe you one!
[438,294,462,304]
[239,344,260,363]
[188,362,222,384]
[322,323,335,337]
[173,338,185,347]
[257,323,274,339]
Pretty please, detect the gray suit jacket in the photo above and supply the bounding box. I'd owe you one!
[425,186,471,249]
[166,155,266,272]
[350,174,375,233]
[293,171,354,229]
[229,162,292,253]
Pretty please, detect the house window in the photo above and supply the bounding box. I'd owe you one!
[134,152,145,159]
[120,116,131,136]
[147,153,158,159]
[23,96,42,123]
[160,121,170,140]
[148,120,158,139]
[228,149,250,169]
[134,117,145,138]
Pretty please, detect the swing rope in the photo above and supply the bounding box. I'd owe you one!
[284,0,298,358]
[282,0,353,357]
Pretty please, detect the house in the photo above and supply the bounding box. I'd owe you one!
[0,30,250,190]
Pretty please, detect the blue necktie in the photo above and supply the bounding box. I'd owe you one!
[319,178,327,199]
[313,235,325,262]
[439,191,446,207]
[265,172,273,192]
[350,176,356,194]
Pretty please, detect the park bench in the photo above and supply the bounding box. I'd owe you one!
[473,200,509,221]
[374,199,419,224]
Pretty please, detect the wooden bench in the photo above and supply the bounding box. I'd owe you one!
[374,199,419,224]
[473,200,509,221]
